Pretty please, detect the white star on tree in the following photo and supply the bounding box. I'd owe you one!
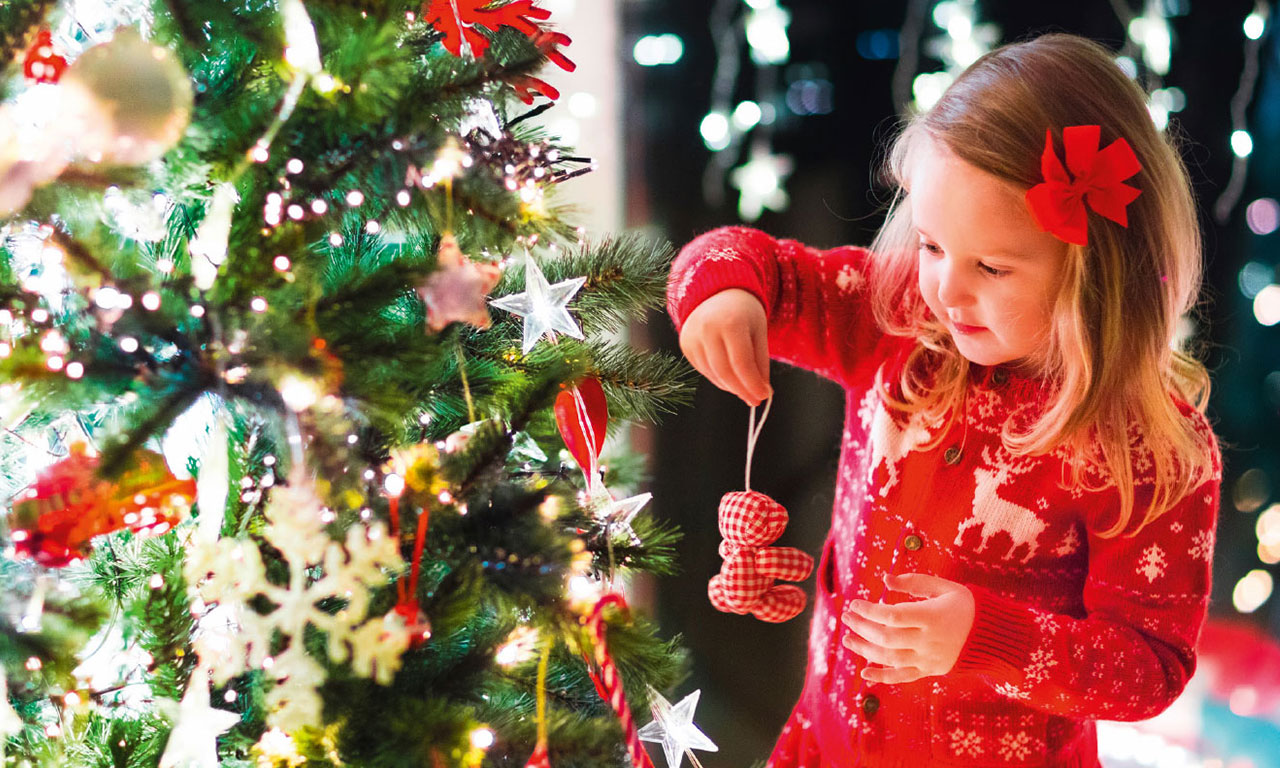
[489,251,587,354]
[638,687,718,768]
[729,144,793,222]
[590,490,652,546]
[158,669,241,768]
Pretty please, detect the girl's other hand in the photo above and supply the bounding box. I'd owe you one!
[839,573,977,685]
[678,288,773,406]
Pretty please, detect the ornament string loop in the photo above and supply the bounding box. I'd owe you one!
[744,394,773,492]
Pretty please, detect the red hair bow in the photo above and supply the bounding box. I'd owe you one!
[1024,125,1142,246]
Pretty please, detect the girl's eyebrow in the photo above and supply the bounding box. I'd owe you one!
[916,227,1031,261]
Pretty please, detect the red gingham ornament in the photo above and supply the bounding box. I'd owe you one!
[707,397,813,623]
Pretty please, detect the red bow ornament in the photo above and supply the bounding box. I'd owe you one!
[1024,125,1143,246]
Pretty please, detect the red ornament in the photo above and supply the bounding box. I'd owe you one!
[422,0,576,102]
[554,377,607,477]
[10,444,195,567]
[524,743,551,768]
[23,30,67,84]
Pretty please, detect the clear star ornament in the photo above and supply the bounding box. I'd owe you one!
[638,686,718,768]
[489,250,587,354]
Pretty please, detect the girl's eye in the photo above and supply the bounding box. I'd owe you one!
[918,241,942,256]
[978,263,1009,277]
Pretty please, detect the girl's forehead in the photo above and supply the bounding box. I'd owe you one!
[908,142,1035,235]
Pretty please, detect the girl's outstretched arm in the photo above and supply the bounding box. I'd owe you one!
[667,226,890,390]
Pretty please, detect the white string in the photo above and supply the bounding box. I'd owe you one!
[744,394,773,491]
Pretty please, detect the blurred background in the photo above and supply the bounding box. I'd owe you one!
[549,1,1280,766]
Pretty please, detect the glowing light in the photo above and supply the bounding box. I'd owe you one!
[1232,569,1273,613]
[191,305,206,318]
[912,71,954,111]
[1240,261,1274,298]
[149,573,164,589]
[1246,198,1279,235]
[279,375,319,412]
[66,361,84,379]
[1232,130,1254,157]
[120,337,139,353]
[731,100,763,131]
[568,91,598,119]
[396,190,412,206]
[274,255,291,271]
[633,33,684,66]
[251,297,268,313]
[383,473,405,498]
[286,158,304,174]
[469,728,495,750]
[494,626,541,667]
[346,190,365,207]
[745,4,791,65]
[46,355,63,371]
[1253,284,1280,326]
[329,233,343,247]
[287,204,304,220]
[311,199,328,214]
[1244,11,1267,40]
[142,291,161,310]
[699,112,731,151]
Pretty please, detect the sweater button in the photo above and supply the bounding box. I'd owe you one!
[943,446,962,465]
[862,694,880,717]
[904,534,923,551]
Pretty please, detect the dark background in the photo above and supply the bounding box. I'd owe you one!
[622,1,1280,765]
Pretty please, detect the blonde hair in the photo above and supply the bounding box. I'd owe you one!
[866,33,1219,539]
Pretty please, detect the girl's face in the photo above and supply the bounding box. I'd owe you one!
[909,135,1069,373]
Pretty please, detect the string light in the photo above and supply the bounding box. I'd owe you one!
[1213,3,1268,223]
[908,1,999,113]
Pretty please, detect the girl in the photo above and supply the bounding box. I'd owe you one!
[666,34,1223,768]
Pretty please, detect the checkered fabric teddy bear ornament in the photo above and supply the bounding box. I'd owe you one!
[708,396,814,623]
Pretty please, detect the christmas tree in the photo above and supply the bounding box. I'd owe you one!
[0,1,701,766]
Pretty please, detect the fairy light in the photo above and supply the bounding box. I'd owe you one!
[190,304,205,318]
[495,626,541,667]
[396,190,412,206]
[66,361,84,379]
[345,190,364,207]
[119,336,139,353]
[383,474,405,497]
[274,255,291,271]
[328,233,343,247]
[1253,284,1280,326]
[250,297,268,313]
[909,1,999,112]
[311,199,328,214]
[30,308,49,323]
[46,356,63,371]
[141,291,160,310]
[1232,568,1273,612]
[469,727,495,750]
[287,204,305,220]
[279,374,319,412]
[149,573,164,589]
[286,158,304,174]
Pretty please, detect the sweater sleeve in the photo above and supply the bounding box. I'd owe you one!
[951,428,1224,722]
[666,225,887,387]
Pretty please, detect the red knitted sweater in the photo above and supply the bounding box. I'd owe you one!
[666,226,1224,768]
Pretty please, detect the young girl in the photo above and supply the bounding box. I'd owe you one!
[666,34,1223,768]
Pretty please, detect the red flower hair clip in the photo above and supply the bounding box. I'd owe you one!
[1024,125,1143,246]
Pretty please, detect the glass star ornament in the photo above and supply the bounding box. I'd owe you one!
[638,687,718,768]
[589,489,652,546]
[418,234,503,332]
[490,251,587,354]
[157,670,241,768]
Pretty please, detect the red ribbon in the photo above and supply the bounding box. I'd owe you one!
[1024,125,1142,246]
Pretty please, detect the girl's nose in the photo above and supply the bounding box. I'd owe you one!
[935,263,973,307]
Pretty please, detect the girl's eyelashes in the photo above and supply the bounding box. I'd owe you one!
[917,240,1010,278]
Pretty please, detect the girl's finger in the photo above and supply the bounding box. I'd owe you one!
[751,322,772,399]
[860,665,925,685]
[682,336,724,393]
[703,336,753,405]
[725,328,769,404]
[842,633,913,668]
[841,611,922,650]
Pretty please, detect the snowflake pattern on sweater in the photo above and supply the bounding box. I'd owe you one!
[667,226,1224,768]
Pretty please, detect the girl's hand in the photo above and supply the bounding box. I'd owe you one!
[840,573,976,685]
[678,288,773,406]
